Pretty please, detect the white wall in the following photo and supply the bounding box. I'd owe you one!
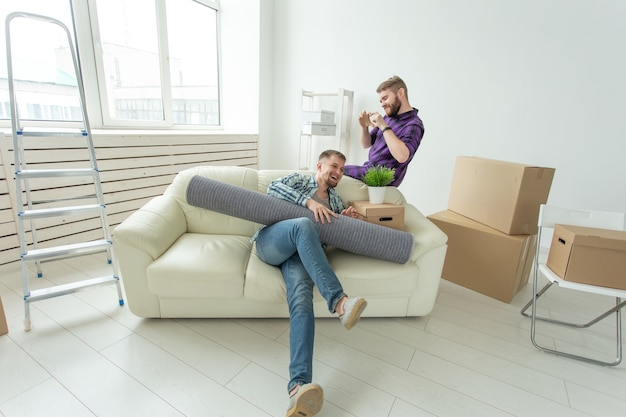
[219,0,260,133]
[260,0,626,217]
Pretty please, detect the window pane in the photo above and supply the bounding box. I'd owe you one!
[1,0,78,122]
[95,0,164,122]
[166,0,219,125]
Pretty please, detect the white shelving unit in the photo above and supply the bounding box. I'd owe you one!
[299,89,353,170]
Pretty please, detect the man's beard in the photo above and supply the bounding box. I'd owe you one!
[326,177,338,188]
[385,98,401,117]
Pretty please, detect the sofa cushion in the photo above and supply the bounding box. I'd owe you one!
[326,248,420,296]
[243,248,287,302]
[243,246,421,304]
[164,166,259,236]
[147,233,252,298]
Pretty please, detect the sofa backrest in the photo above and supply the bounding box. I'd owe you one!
[165,166,260,236]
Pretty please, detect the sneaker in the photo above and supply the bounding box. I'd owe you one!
[286,383,324,417]
[339,297,367,330]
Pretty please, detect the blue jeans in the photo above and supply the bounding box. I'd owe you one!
[254,218,346,393]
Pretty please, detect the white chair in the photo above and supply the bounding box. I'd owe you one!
[520,204,626,366]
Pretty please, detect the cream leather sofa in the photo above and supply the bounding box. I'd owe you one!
[112,166,448,319]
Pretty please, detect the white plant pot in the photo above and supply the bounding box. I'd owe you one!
[368,186,386,204]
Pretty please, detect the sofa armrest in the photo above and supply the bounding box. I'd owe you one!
[113,195,187,260]
[404,204,448,262]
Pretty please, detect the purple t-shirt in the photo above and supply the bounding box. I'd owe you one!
[344,108,424,186]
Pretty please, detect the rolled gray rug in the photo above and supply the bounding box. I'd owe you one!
[186,175,413,264]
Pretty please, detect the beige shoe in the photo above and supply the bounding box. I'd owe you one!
[286,383,324,417]
[339,297,367,330]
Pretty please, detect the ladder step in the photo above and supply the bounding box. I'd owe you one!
[30,195,97,205]
[17,168,98,179]
[25,275,119,303]
[17,127,87,137]
[22,239,111,262]
[19,204,105,220]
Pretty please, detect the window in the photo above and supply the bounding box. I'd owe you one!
[90,0,220,127]
[1,0,77,123]
[0,0,221,128]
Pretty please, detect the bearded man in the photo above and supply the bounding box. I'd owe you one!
[253,150,367,417]
[344,75,424,187]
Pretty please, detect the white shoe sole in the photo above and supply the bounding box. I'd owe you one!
[286,384,324,417]
[343,298,367,330]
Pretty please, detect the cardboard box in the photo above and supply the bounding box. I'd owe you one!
[448,156,555,235]
[349,200,405,230]
[302,110,335,124]
[546,224,626,290]
[0,295,7,336]
[301,122,336,136]
[428,210,536,303]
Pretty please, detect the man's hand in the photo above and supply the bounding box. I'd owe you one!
[358,110,374,128]
[306,199,338,224]
[341,206,359,219]
[368,112,386,129]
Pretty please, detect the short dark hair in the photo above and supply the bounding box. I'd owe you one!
[377,75,408,98]
[318,149,346,162]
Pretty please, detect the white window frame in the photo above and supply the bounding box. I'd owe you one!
[71,0,221,130]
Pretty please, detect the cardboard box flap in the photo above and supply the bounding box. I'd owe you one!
[554,224,626,252]
[359,206,404,218]
[350,201,403,215]
[469,157,544,169]
[429,210,508,236]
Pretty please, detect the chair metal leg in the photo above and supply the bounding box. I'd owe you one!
[531,298,622,366]
[520,280,554,320]
[524,276,623,365]
[522,265,623,366]
[522,284,626,328]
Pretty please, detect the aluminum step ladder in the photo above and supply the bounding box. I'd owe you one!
[5,12,124,330]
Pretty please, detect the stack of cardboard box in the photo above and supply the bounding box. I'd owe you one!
[428,156,556,303]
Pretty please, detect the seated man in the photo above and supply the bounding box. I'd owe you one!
[253,149,368,417]
[344,75,424,186]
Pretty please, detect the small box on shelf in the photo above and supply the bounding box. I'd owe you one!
[302,110,335,124]
[301,122,336,136]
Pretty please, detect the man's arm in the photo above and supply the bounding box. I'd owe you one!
[381,127,410,163]
[370,112,410,163]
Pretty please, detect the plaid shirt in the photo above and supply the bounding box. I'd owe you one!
[267,173,345,213]
[251,172,345,242]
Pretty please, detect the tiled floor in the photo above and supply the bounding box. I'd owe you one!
[1,254,626,417]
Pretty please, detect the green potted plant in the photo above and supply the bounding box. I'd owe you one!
[361,165,395,203]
